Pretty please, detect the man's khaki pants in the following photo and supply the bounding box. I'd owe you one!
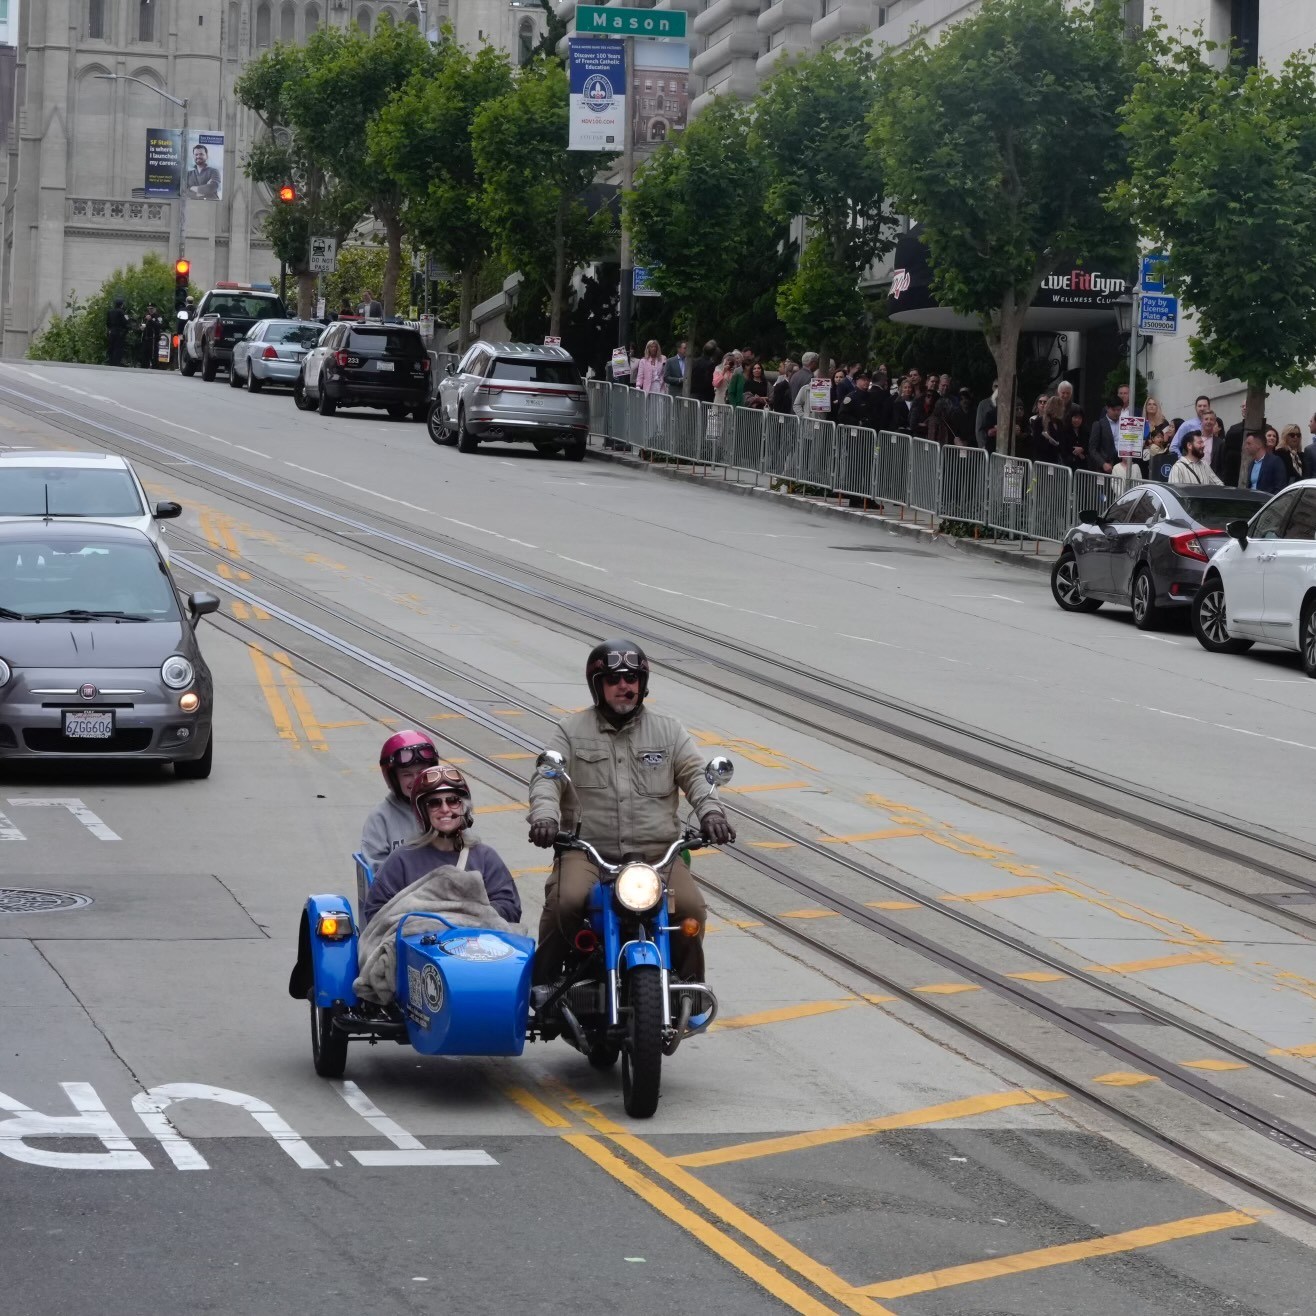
[533,850,706,984]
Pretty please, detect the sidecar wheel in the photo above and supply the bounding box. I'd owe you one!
[621,966,663,1118]
[587,1041,620,1070]
[309,994,348,1077]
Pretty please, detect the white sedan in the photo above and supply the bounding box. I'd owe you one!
[0,451,181,559]
[1193,478,1316,673]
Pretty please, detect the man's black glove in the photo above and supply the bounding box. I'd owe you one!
[529,818,560,849]
[701,812,735,846]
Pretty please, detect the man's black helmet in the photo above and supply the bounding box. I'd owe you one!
[586,638,650,708]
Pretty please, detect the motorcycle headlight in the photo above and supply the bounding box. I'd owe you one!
[615,862,662,914]
[0,657,10,686]
[161,655,194,690]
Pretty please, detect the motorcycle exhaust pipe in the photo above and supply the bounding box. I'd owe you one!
[662,993,694,1056]
[558,1002,589,1055]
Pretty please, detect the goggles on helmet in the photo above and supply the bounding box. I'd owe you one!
[388,742,439,768]
[603,649,643,670]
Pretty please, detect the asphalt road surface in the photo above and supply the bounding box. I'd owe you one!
[2,360,1315,1316]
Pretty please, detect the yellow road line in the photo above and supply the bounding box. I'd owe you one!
[1181,1058,1248,1072]
[942,883,1063,903]
[727,919,765,929]
[511,866,552,878]
[231,599,250,620]
[670,1089,1067,1169]
[914,983,980,996]
[710,999,859,1033]
[781,908,840,920]
[858,1210,1256,1299]
[493,752,535,760]
[271,651,327,751]
[1007,971,1068,983]
[823,829,923,844]
[866,900,920,911]
[749,841,797,850]
[1089,951,1231,975]
[1270,1042,1316,1057]
[566,1135,851,1316]
[246,645,298,746]
[501,1085,571,1129]
[473,802,525,814]
[1093,1072,1158,1087]
[723,780,812,794]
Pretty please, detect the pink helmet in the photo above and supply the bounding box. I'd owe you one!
[379,730,438,800]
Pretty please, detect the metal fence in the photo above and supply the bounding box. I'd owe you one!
[583,379,1147,545]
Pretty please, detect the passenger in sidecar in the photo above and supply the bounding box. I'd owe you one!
[289,764,533,1078]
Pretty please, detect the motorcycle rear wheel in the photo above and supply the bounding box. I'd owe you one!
[621,965,663,1117]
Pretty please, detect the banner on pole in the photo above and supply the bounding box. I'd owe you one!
[184,131,225,201]
[145,129,183,197]
[568,37,626,153]
[632,40,689,153]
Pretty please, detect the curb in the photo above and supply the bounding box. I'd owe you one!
[586,443,1059,576]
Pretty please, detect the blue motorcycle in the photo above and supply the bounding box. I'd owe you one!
[528,749,730,1118]
[288,858,535,1078]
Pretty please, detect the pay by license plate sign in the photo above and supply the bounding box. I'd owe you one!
[64,710,114,739]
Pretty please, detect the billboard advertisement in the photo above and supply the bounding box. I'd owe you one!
[632,40,689,151]
[184,131,225,201]
[568,37,625,153]
[144,128,182,197]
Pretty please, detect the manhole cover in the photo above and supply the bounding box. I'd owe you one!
[0,888,93,914]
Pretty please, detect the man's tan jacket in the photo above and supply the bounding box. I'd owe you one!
[528,707,722,863]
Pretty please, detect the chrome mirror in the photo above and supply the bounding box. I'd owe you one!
[704,755,734,787]
[536,749,567,780]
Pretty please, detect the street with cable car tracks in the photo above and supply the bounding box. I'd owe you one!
[5,362,1316,1314]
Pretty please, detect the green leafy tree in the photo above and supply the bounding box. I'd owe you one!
[625,98,784,393]
[236,41,367,317]
[473,59,617,337]
[752,46,891,365]
[1119,30,1316,439]
[321,241,414,315]
[369,42,513,347]
[871,0,1133,455]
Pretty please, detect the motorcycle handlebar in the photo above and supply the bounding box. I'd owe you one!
[555,829,703,875]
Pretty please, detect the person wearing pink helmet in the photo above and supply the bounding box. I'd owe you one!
[360,730,439,866]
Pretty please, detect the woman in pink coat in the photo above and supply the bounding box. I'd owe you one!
[633,339,667,394]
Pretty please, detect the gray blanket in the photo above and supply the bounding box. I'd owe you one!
[353,861,526,1005]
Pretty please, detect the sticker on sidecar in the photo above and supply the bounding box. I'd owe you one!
[0,1080,497,1170]
[404,964,442,1028]
[439,932,514,962]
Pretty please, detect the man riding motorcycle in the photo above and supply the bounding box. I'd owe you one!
[527,638,735,985]
[360,730,440,866]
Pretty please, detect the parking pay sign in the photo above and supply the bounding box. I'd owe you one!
[1139,292,1178,335]
[309,236,337,274]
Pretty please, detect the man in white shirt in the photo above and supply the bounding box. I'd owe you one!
[1169,431,1222,485]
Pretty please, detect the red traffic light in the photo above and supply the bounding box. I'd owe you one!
[174,259,191,278]
[278,184,296,204]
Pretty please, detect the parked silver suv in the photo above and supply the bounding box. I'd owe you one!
[430,342,589,461]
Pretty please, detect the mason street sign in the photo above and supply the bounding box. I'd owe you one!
[575,5,687,38]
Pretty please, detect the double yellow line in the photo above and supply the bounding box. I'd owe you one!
[248,644,327,751]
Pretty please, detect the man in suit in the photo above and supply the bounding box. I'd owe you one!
[1088,395,1121,474]
[1242,431,1289,495]
[663,341,687,393]
[689,340,718,403]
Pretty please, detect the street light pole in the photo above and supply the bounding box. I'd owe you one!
[96,74,190,263]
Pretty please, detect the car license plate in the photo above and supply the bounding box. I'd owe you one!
[63,710,113,739]
[376,360,394,372]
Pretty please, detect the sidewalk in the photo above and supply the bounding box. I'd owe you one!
[586,443,1059,577]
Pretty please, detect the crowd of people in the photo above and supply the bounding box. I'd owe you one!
[605,340,1316,490]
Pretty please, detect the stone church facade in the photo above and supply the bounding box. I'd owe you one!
[1,0,542,357]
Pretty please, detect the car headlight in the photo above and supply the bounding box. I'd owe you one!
[161,655,194,690]
[0,657,10,686]
[615,862,663,914]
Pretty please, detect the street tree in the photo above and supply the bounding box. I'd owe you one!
[472,59,616,339]
[625,98,783,394]
[280,22,438,316]
[752,46,891,365]
[1120,31,1316,439]
[871,0,1133,455]
[236,42,364,317]
[369,43,513,347]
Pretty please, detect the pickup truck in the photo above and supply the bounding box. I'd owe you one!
[179,285,289,380]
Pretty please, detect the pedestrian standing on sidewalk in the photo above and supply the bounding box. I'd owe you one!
[1170,431,1223,485]
[633,340,667,394]
[106,297,128,367]
[771,361,795,413]
[713,352,735,406]
[744,362,771,409]
[1060,401,1088,470]
[663,341,687,393]
[1278,424,1305,485]
[690,340,718,403]
[790,353,819,405]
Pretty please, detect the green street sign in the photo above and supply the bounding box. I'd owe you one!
[575,5,687,38]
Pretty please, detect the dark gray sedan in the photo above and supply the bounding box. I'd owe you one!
[1050,483,1271,629]
[0,522,219,776]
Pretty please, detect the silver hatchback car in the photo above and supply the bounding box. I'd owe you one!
[431,342,589,460]
[230,319,325,393]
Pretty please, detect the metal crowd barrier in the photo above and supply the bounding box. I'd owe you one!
[580,383,1144,546]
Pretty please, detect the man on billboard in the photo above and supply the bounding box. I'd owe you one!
[185,143,221,200]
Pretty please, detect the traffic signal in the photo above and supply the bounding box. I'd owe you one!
[278,184,296,204]
[174,258,191,313]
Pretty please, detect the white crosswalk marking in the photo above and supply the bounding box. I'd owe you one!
[7,797,120,840]
[0,812,24,841]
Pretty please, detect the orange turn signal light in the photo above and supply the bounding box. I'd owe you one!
[317,913,351,939]
[179,692,200,713]
[680,917,701,938]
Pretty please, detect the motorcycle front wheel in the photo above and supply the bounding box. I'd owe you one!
[621,965,663,1118]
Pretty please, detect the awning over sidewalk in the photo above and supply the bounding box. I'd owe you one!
[886,225,1130,331]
